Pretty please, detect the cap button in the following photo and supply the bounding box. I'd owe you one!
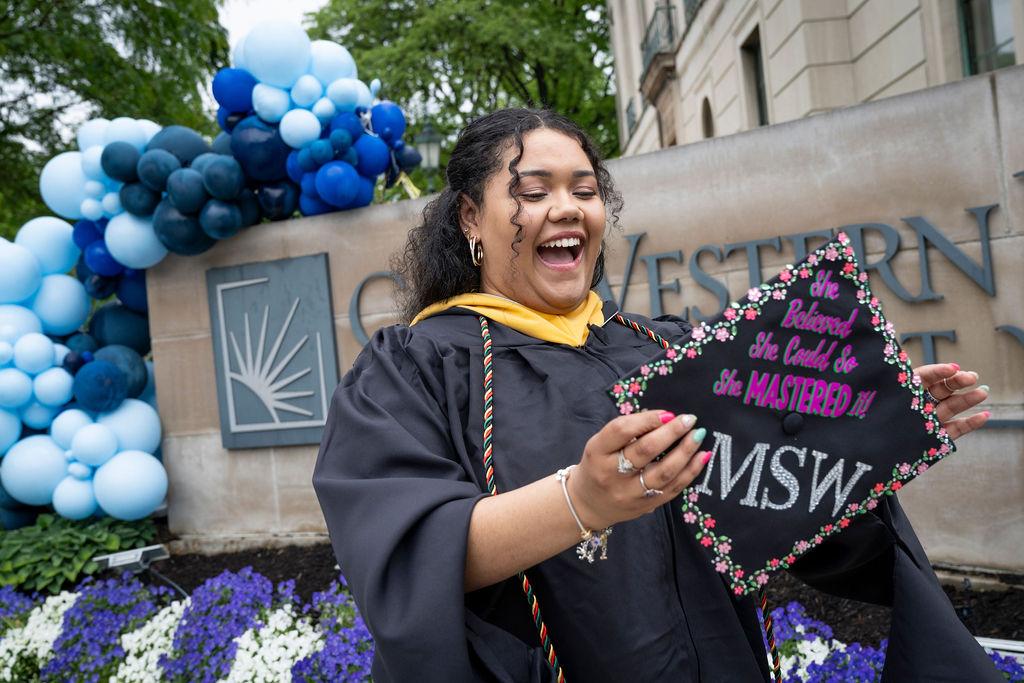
[782,412,804,435]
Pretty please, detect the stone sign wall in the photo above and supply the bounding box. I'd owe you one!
[148,66,1023,569]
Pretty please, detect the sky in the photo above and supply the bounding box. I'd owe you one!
[219,0,329,54]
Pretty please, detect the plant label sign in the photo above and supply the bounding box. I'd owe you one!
[608,233,955,596]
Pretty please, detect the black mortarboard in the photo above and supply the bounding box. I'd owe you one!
[607,232,955,596]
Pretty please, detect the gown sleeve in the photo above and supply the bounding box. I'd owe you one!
[787,495,1003,681]
[312,325,491,682]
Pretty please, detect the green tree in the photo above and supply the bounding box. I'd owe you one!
[307,0,618,199]
[0,0,228,238]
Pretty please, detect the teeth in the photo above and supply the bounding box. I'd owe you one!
[539,237,582,248]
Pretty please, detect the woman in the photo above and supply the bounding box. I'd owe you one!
[313,108,998,682]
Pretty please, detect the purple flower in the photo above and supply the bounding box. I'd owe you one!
[0,585,38,625]
[292,579,374,682]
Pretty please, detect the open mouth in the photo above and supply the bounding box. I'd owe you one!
[536,235,584,269]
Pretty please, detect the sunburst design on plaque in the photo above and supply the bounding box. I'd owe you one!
[227,298,313,422]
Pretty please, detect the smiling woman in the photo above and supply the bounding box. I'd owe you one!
[311,108,999,683]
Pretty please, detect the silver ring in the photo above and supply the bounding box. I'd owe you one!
[942,376,953,393]
[616,448,637,474]
[639,469,663,498]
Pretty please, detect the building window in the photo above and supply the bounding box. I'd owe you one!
[959,0,1016,75]
[741,26,769,127]
[701,98,714,139]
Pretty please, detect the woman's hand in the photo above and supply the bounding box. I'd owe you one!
[914,362,990,440]
[569,410,708,530]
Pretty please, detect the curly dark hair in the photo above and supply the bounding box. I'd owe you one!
[392,107,623,323]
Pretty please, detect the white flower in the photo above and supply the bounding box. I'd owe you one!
[0,591,77,682]
[221,604,324,683]
[111,599,189,683]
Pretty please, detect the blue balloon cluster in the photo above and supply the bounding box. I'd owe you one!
[216,21,421,216]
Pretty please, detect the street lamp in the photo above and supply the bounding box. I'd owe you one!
[414,122,442,193]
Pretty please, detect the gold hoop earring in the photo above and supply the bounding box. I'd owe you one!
[469,236,483,267]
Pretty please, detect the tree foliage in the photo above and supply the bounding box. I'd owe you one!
[308,0,618,191]
[0,0,228,237]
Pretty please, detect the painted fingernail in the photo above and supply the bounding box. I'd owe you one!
[982,410,991,419]
[978,385,990,393]
[660,411,676,424]
[950,363,960,372]
[691,427,707,444]
[700,451,712,465]
[679,414,696,428]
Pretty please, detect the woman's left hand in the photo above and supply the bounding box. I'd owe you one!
[914,362,990,440]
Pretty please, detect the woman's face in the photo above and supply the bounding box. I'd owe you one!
[460,128,606,314]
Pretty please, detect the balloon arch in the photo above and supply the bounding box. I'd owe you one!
[0,22,421,527]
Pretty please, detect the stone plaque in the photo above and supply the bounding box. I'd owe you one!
[206,253,339,449]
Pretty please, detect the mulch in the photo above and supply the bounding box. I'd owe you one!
[140,538,1024,646]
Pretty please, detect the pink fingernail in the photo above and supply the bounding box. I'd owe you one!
[950,363,960,372]
[660,411,676,424]
[983,410,991,419]
[700,451,712,465]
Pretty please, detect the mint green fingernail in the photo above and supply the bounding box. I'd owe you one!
[979,385,990,393]
[691,427,707,444]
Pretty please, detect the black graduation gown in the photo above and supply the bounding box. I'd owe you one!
[312,302,1001,682]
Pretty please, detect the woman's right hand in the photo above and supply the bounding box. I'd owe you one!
[569,411,709,530]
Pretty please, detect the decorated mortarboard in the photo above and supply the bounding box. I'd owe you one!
[607,232,955,596]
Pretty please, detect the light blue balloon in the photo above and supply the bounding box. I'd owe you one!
[0,341,11,366]
[84,180,105,199]
[71,422,118,466]
[13,333,54,375]
[280,109,322,149]
[33,367,73,407]
[25,275,89,336]
[101,191,122,216]
[0,368,32,409]
[369,78,381,97]
[137,120,161,144]
[98,398,161,453]
[77,119,110,151]
[52,476,98,520]
[81,198,104,221]
[51,408,93,450]
[0,435,67,506]
[68,462,92,479]
[355,80,374,109]
[139,360,157,409]
[0,241,41,304]
[252,83,291,124]
[231,36,248,70]
[291,75,323,109]
[104,117,147,150]
[81,146,106,181]
[93,450,167,520]
[15,216,78,275]
[20,401,58,430]
[243,21,312,89]
[0,408,20,455]
[310,40,357,83]
[40,152,88,219]
[326,78,362,112]
[311,97,337,123]
[0,306,42,345]
[53,343,69,367]
[104,212,167,269]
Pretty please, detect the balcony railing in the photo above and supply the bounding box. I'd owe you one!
[641,4,676,76]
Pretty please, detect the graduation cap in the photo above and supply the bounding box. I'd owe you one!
[607,232,955,596]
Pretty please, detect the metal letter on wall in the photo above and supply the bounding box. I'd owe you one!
[205,253,339,449]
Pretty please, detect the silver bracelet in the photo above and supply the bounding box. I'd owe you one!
[555,465,613,563]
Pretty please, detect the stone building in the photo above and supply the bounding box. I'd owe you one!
[610,0,1022,154]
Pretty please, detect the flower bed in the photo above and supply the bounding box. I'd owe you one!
[0,570,1019,681]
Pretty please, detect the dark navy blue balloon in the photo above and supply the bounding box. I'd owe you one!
[354,135,390,177]
[299,193,333,216]
[286,151,304,184]
[94,345,147,398]
[166,168,209,214]
[395,144,422,171]
[199,199,243,239]
[229,116,290,183]
[202,156,244,200]
[66,333,98,354]
[72,220,103,250]
[100,142,140,183]
[136,149,180,192]
[212,131,234,156]
[315,161,359,208]
[146,125,211,165]
[61,350,88,374]
[119,182,160,217]
[236,188,261,228]
[212,68,257,113]
[330,112,364,142]
[153,199,216,255]
[84,240,124,277]
[74,253,93,284]
[310,139,334,167]
[189,152,219,175]
[72,359,128,412]
[84,274,118,300]
[300,172,319,199]
[88,303,150,356]
[116,269,147,313]
[256,181,299,221]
